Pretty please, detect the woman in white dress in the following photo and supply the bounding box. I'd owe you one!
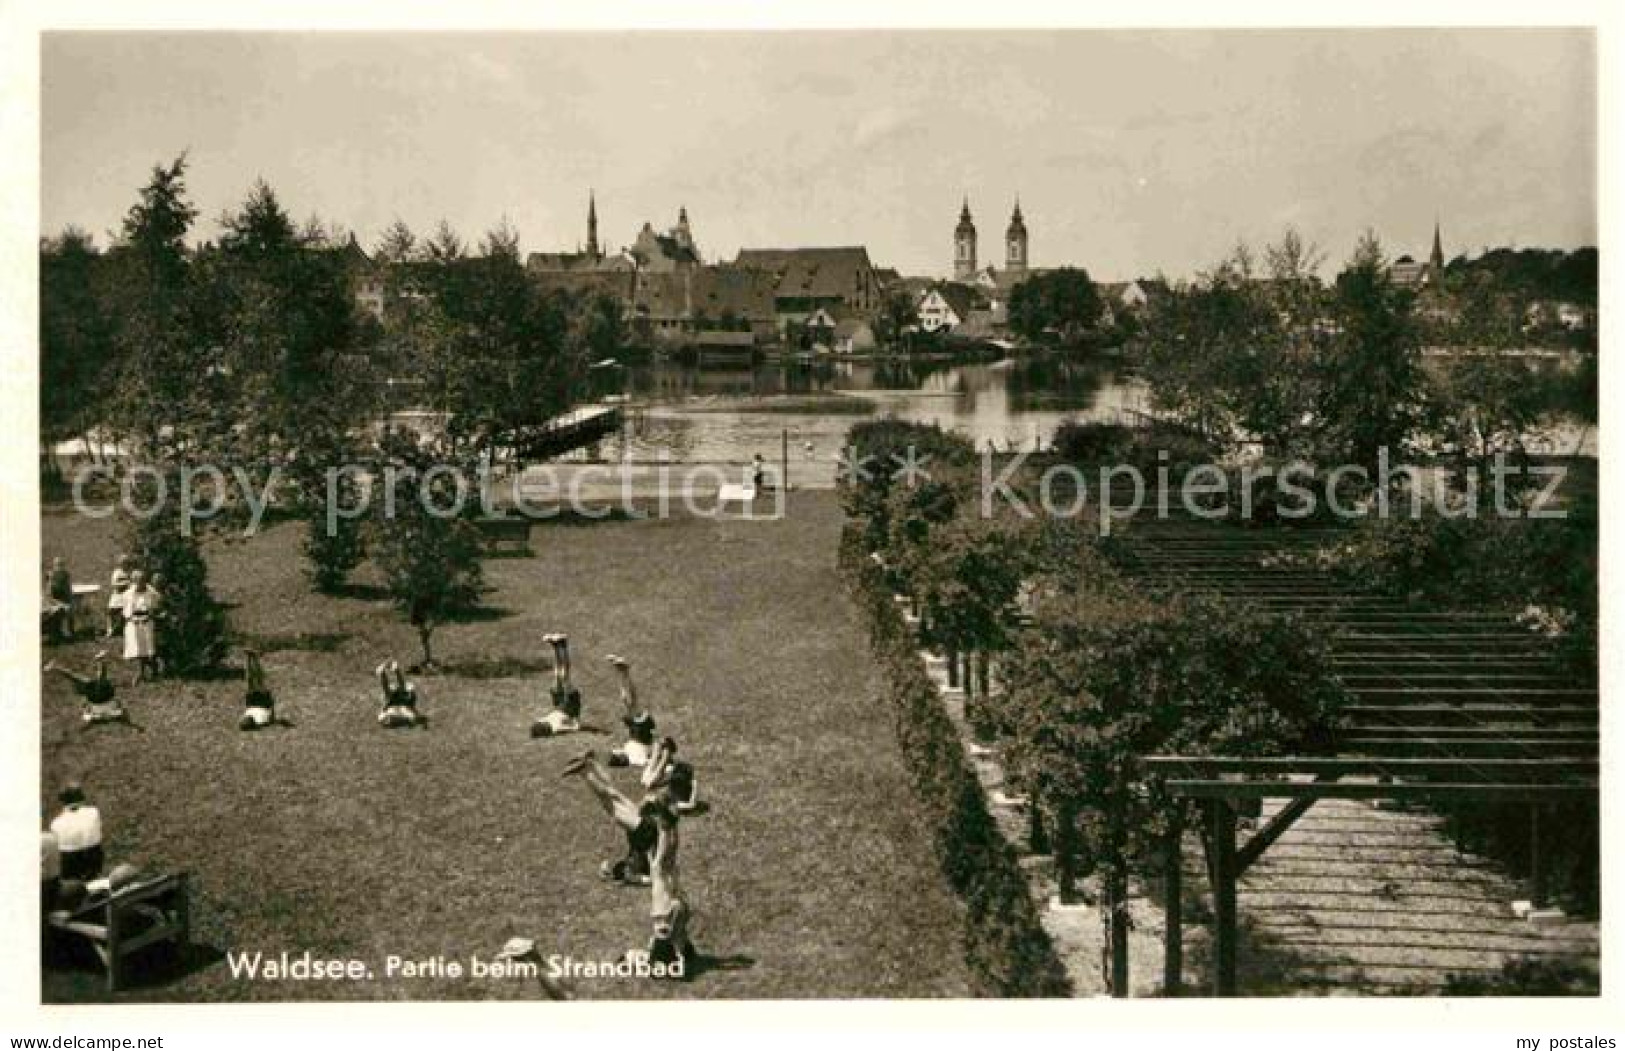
[121,570,161,684]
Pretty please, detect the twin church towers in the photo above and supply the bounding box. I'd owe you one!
[954,197,1028,281]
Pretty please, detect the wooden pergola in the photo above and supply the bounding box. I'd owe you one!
[1112,520,1599,996]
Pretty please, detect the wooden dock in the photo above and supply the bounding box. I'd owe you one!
[510,404,623,462]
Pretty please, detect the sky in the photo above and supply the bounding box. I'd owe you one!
[40,29,1597,280]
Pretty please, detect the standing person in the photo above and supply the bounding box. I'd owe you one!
[531,633,583,737]
[104,554,132,639]
[561,751,655,886]
[44,651,127,726]
[45,557,74,641]
[641,796,696,978]
[48,783,104,882]
[751,453,767,491]
[605,655,656,768]
[148,572,173,678]
[121,571,161,685]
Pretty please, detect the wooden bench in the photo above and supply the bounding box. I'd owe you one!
[475,516,533,556]
[47,872,191,991]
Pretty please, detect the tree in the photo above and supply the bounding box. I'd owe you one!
[195,180,376,576]
[1320,232,1426,474]
[365,429,484,669]
[104,154,203,458]
[873,289,920,350]
[1008,268,1105,346]
[40,228,116,467]
[375,219,419,264]
[999,573,1344,991]
[121,473,230,676]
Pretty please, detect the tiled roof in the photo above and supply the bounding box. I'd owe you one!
[733,246,875,300]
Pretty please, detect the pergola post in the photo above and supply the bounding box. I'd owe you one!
[1206,800,1238,997]
[1163,805,1184,997]
[1530,804,1548,908]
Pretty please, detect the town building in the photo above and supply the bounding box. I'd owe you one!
[733,246,885,332]
[1390,221,1446,290]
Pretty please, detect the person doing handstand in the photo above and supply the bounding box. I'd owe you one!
[561,750,655,886]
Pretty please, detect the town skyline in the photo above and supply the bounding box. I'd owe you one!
[42,30,1596,280]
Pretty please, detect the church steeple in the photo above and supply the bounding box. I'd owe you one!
[1005,197,1028,275]
[954,197,978,281]
[1428,218,1444,284]
[586,190,600,260]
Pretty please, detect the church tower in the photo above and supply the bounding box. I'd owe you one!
[586,191,600,261]
[954,197,978,281]
[675,206,694,251]
[1005,198,1028,276]
[1427,219,1444,286]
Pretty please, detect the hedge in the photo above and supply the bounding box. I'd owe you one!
[839,522,1071,997]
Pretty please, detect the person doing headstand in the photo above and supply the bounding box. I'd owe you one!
[605,654,656,767]
[531,633,583,738]
[239,648,282,730]
[44,651,126,727]
[376,660,428,728]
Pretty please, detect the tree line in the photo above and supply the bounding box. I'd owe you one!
[41,154,626,672]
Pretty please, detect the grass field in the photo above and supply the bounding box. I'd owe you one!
[39,492,971,1001]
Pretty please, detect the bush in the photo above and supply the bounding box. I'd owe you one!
[1443,955,1599,996]
[303,513,367,593]
[1317,504,1596,682]
[839,523,1071,997]
[1051,419,1219,482]
[122,494,230,677]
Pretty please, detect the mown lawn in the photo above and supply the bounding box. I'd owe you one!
[39,491,970,1001]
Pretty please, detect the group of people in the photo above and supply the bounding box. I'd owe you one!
[534,636,702,977]
[43,553,166,685]
[43,624,707,984]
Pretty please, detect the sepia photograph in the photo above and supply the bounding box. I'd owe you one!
[5,6,1614,1032]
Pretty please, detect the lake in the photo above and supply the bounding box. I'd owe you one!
[562,355,1153,489]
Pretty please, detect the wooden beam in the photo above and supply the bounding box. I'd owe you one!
[1163,809,1183,998]
[1235,781,1333,875]
[1206,801,1238,997]
[1164,780,1596,802]
[1146,756,1598,778]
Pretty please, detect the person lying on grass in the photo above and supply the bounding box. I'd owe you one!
[531,633,584,738]
[376,660,429,729]
[238,648,290,731]
[605,655,656,767]
[44,651,127,728]
[639,794,697,979]
[561,750,655,887]
[641,737,699,813]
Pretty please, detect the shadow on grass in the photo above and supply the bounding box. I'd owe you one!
[442,604,517,625]
[43,936,228,1003]
[690,952,756,979]
[326,582,392,603]
[439,656,551,679]
[233,630,353,654]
